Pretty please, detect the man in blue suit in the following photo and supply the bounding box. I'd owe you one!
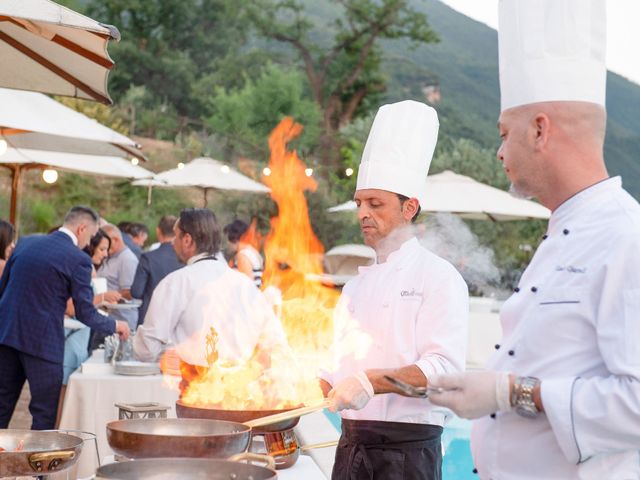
[131,215,183,325]
[0,206,130,430]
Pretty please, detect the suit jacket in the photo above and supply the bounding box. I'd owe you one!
[0,231,116,364]
[130,241,183,324]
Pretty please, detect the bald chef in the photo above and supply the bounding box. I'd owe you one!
[320,100,469,479]
[430,1,640,478]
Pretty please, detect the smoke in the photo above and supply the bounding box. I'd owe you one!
[417,213,504,297]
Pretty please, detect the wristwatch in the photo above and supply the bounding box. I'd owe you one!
[511,376,540,418]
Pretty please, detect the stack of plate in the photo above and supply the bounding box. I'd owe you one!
[114,361,161,376]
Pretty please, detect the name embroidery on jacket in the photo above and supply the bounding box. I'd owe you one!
[400,289,423,298]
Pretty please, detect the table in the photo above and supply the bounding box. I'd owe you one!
[58,357,180,478]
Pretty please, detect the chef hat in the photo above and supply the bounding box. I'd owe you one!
[498,0,607,111]
[356,100,438,206]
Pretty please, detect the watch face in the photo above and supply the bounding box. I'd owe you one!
[516,404,539,419]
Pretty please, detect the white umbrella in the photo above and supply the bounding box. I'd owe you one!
[133,157,270,207]
[1,147,153,227]
[0,88,143,159]
[328,170,550,221]
[0,0,119,104]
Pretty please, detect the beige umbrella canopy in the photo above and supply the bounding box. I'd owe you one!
[0,0,119,104]
[133,157,270,207]
[328,170,551,221]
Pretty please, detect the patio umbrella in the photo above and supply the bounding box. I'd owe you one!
[0,147,153,228]
[0,88,144,159]
[0,0,119,104]
[328,170,550,221]
[132,157,270,207]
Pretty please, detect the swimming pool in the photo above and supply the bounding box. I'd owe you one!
[324,412,475,479]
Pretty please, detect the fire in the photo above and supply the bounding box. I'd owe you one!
[177,117,367,410]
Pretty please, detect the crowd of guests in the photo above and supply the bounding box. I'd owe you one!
[0,207,265,430]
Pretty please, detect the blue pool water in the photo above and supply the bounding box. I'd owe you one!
[323,412,475,479]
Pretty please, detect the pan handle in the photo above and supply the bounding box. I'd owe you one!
[29,450,76,472]
[228,452,276,470]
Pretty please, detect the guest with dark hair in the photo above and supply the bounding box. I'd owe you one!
[131,215,183,325]
[223,219,264,288]
[117,220,142,258]
[0,220,15,278]
[0,206,129,430]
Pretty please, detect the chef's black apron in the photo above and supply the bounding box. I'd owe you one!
[331,419,442,480]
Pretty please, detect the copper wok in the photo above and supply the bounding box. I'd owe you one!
[106,418,251,460]
[96,455,276,479]
[176,400,300,432]
[0,429,83,477]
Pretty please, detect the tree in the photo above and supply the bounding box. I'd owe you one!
[248,0,439,166]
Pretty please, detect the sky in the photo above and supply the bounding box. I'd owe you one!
[440,0,640,86]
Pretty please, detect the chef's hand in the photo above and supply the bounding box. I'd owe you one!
[102,290,122,304]
[328,371,374,412]
[115,320,130,341]
[428,371,512,419]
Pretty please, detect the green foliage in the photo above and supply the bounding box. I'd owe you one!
[206,64,322,159]
[27,201,57,233]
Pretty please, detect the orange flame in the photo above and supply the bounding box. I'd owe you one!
[178,117,341,410]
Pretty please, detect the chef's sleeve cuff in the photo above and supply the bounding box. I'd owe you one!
[414,356,450,382]
[541,377,581,464]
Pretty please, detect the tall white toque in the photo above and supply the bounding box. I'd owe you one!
[498,0,607,112]
[356,100,438,206]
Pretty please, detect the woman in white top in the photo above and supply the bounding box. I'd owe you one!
[223,219,263,288]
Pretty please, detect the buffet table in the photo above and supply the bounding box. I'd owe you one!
[58,353,327,479]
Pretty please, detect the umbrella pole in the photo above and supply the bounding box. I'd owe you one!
[9,165,22,230]
[203,188,208,208]
[147,184,153,206]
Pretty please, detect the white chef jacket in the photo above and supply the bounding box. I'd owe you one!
[322,236,469,426]
[472,177,640,479]
[133,252,287,367]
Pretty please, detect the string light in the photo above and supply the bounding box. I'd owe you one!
[131,157,139,166]
[221,165,230,174]
[263,167,271,176]
[177,162,185,170]
[42,169,58,184]
[305,168,313,177]
[345,167,354,177]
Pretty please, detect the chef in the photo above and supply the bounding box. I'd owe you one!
[320,100,469,479]
[429,1,640,478]
[133,208,288,374]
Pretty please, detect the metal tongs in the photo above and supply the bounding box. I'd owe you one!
[384,375,444,398]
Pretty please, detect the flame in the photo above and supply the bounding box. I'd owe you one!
[177,117,366,410]
[240,218,262,252]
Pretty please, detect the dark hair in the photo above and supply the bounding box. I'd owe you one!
[177,208,220,255]
[64,206,99,226]
[158,215,177,237]
[117,221,132,233]
[128,222,149,238]
[83,229,111,267]
[223,219,249,243]
[0,220,15,260]
[397,194,422,223]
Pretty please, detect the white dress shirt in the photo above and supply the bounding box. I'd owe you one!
[133,252,287,366]
[323,237,469,425]
[472,177,640,479]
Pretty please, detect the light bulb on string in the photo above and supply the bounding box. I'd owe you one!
[263,167,271,176]
[42,169,58,184]
[177,162,185,170]
[305,168,313,177]
[345,167,354,177]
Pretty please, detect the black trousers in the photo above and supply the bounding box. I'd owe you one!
[331,419,443,480]
[0,345,63,430]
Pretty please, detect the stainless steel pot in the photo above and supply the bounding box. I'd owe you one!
[95,454,277,479]
[106,418,251,459]
[0,429,83,477]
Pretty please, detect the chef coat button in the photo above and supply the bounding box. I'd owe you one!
[472,468,478,474]
[542,234,548,240]
[508,349,515,356]
[494,344,500,350]
[531,286,538,293]
[490,413,496,419]
[563,228,570,235]
[514,287,520,293]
